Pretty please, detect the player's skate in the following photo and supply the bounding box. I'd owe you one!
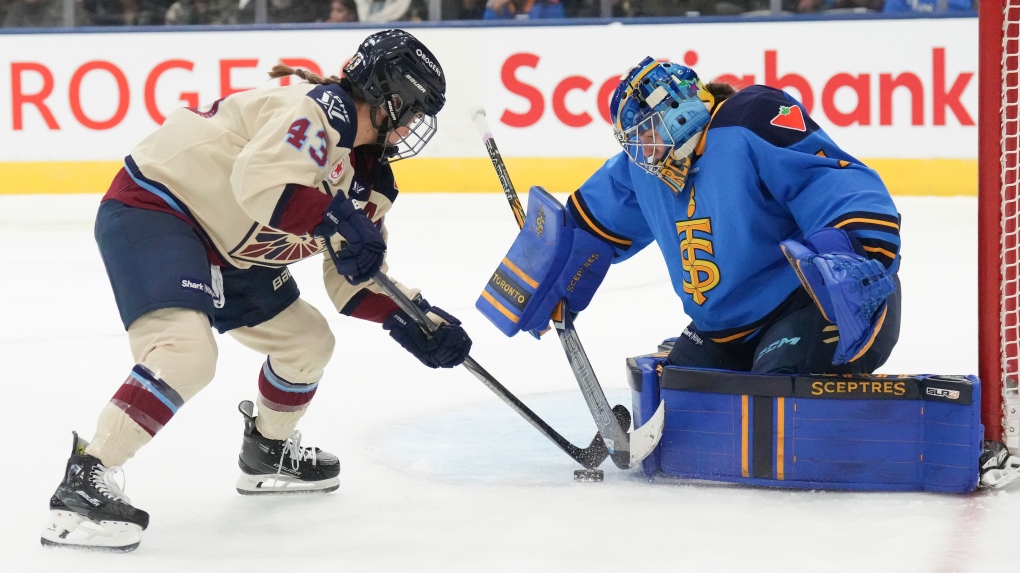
[40,432,149,552]
[235,400,341,495]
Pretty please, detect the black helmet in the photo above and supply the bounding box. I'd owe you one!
[343,29,446,162]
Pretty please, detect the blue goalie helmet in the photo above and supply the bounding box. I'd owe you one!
[610,57,712,193]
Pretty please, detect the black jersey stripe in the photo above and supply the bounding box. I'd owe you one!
[857,237,899,268]
[567,191,633,249]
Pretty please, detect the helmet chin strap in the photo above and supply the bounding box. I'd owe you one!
[369,104,396,153]
[657,131,701,195]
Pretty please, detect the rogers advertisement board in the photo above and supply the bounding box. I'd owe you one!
[0,18,977,193]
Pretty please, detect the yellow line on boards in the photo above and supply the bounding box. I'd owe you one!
[0,158,977,196]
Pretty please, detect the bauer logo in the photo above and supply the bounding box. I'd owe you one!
[489,268,530,311]
[926,387,960,400]
[404,73,426,94]
[272,268,292,291]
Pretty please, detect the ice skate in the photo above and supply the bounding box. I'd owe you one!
[41,432,149,552]
[235,400,341,495]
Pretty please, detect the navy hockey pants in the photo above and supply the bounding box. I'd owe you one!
[666,278,901,375]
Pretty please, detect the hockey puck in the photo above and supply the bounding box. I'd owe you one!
[573,468,604,483]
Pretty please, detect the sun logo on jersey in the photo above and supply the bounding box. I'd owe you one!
[234,226,323,266]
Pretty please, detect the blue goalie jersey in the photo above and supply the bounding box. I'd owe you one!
[569,85,901,340]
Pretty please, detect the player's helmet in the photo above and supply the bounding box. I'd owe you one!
[610,57,712,193]
[343,29,446,162]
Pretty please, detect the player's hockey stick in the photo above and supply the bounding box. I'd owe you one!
[470,107,666,469]
[370,270,611,469]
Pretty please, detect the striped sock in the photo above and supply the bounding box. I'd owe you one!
[110,364,185,437]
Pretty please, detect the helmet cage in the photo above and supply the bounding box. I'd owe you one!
[384,109,437,162]
[345,29,446,163]
[618,112,675,174]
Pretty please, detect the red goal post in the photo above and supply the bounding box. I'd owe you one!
[979,0,1020,451]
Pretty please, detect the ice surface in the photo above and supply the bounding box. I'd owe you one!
[1,193,1013,573]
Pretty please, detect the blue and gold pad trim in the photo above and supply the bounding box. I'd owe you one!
[626,356,983,493]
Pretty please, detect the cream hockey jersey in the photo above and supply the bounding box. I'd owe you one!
[103,80,416,321]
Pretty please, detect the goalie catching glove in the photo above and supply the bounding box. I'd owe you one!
[781,227,896,365]
[383,294,472,369]
[314,192,386,284]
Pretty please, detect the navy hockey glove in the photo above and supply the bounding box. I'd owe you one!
[383,295,472,369]
[314,193,386,284]
[780,227,896,365]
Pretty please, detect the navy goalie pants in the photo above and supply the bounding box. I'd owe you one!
[666,278,901,375]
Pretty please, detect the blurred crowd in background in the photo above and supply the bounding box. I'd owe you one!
[0,0,976,30]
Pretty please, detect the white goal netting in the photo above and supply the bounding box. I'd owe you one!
[1000,0,1020,450]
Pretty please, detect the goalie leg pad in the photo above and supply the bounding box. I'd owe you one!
[627,354,983,493]
[476,186,613,336]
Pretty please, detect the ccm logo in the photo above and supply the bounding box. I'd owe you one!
[926,387,960,400]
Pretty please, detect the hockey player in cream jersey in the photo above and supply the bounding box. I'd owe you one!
[41,29,471,552]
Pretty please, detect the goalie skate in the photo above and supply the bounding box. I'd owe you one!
[979,440,1020,489]
[235,400,341,495]
[40,432,148,552]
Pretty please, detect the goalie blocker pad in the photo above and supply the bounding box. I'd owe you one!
[476,186,613,336]
[627,354,983,493]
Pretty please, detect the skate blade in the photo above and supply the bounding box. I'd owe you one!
[40,509,142,552]
[235,473,340,495]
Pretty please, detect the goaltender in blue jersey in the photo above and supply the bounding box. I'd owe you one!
[480,57,901,375]
[573,58,901,374]
[478,58,1020,491]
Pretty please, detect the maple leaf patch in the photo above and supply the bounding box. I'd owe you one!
[770,105,806,132]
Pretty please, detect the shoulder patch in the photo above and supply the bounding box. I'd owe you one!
[770,105,806,131]
[306,84,357,149]
[709,85,819,148]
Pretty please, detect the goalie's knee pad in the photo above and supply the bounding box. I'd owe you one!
[627,352,984,493]
[476,186,614,336]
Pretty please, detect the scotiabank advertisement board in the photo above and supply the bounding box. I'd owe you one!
[0,18,977,194]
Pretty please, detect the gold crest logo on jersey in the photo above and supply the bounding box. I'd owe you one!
[675,217,719,305]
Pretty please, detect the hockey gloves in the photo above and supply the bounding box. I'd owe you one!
[383,295,472,369]
[314,193,386,284]
[781,227,896,365]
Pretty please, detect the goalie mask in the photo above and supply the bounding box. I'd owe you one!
[343,29,446,162]
[610,57,713,194]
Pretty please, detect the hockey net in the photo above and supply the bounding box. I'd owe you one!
[980,0,1020,451]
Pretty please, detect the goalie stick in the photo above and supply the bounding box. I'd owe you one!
[370,271,613,470]
[470,106,666,469]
